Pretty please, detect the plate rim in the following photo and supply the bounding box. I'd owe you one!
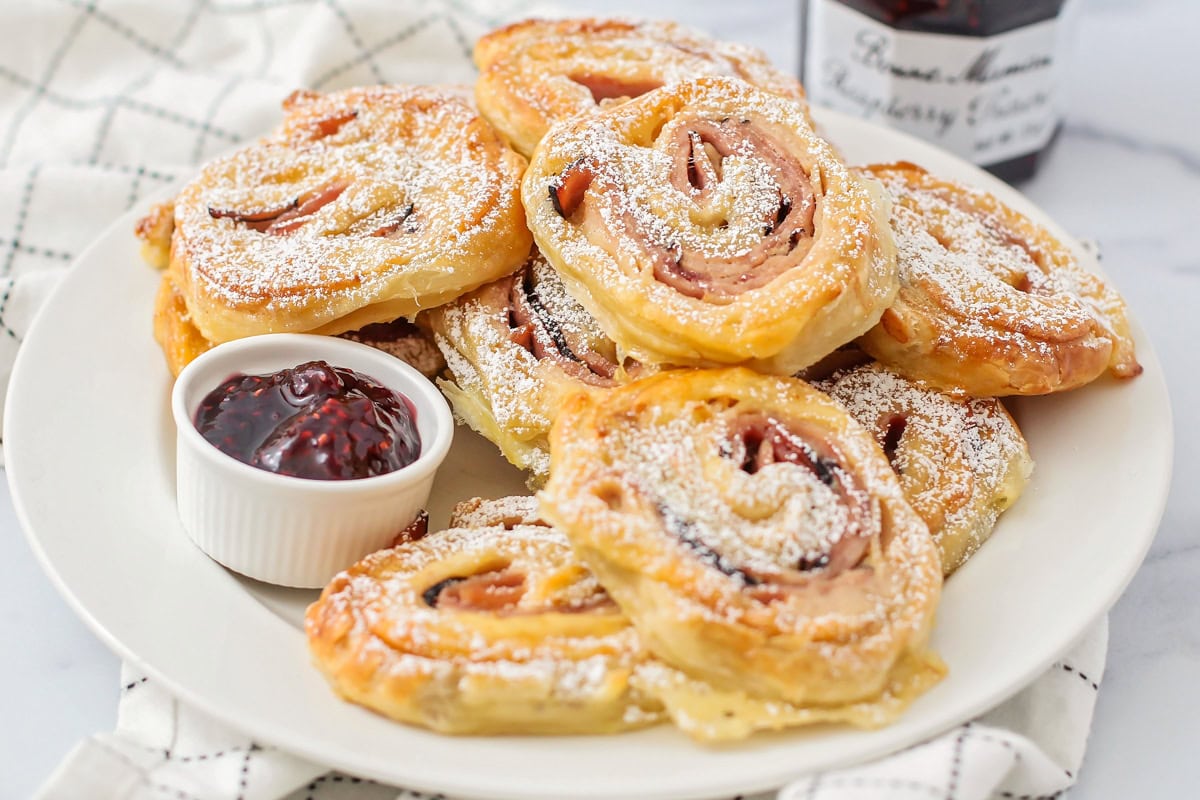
[5,107,1175,800]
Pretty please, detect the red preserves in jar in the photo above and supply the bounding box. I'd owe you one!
[802,0,1070,181]
[194,360,421,480]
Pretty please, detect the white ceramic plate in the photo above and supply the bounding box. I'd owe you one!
[6,109,1172,800]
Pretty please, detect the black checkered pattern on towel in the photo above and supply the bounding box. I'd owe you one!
[0,0,535,449]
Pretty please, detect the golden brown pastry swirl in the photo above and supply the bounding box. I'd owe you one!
[818,363,1034,575]
[305,496,663,735]
[539,368,944,711]
[524,77,897,375]
[167,85,531,343]
[858,162,1141,396]
[474,18,806,157]
[427,252,649,483]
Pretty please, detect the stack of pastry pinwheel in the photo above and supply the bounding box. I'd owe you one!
[142,18,1141,741]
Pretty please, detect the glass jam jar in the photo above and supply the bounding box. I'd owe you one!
[802,0,1072,181]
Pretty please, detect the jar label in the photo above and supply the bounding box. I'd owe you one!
[804,0,1061,165]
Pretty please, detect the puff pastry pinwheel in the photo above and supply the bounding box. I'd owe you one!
[460,497,944,742]
[539,368,944,712]
[474,18,806,157]
[151,275,444,379]
[819,363,1033,575]
[162,85,530,343]
[426,251,651,483]
[334,317,446,380]
[446,494,545,529]
[858,162,1142,396]
[523,77,897,375]
[153,275,213,376]
[305,496,664,735]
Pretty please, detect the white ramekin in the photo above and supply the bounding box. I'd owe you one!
[171,333,454,588]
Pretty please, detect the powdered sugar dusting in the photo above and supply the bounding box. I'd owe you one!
[448,495,543,529]
[173,85,527,338]
[866,165,1131,390]
[524,78,895,372]
[429,252,635,480]
[526,254,615,352]
[537,103,810,278]
[373,523,612,632]
[540,371,942,711]
[475,18,805,154]
[819,363,1033,571]
[308,519,664,727]
[602,408,857,578]
[437,308,548,435]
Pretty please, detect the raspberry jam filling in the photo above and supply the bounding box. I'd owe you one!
[193,360,421,480]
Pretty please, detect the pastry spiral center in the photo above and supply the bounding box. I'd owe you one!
[606,404,875,588]
[890,182,1065,308]
[719,414,872,579]
[424,568,527,612]
[549,116,817,301]
[208,179,351,235]
[881,414,908,466]
[421,562,617,616]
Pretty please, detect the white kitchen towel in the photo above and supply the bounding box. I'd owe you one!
[4,2,1105,799]
[0,0,544,450]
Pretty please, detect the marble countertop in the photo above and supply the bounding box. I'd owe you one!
[3,1,1197,797]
